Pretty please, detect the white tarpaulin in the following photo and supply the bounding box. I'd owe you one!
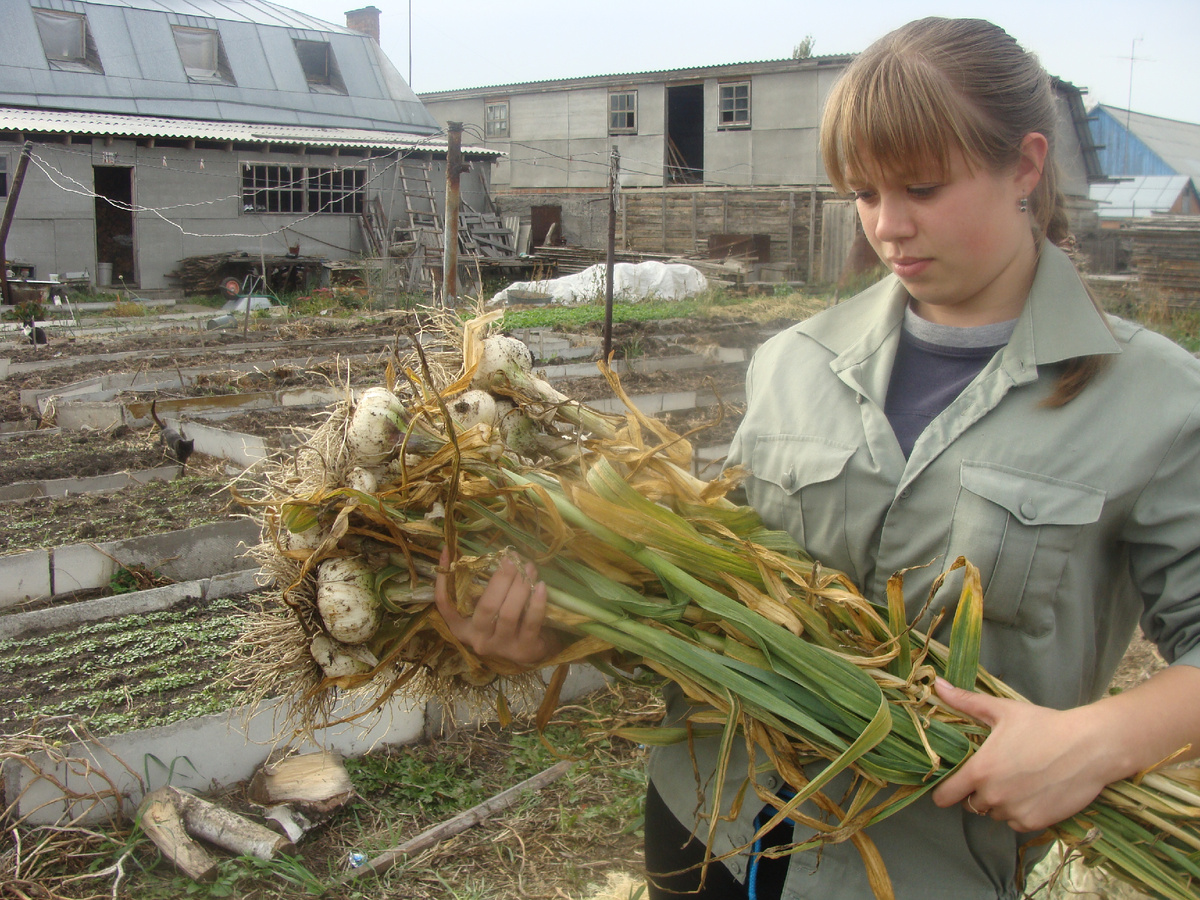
[491,261,708,305]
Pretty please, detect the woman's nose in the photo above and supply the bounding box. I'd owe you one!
[873,195,917,243]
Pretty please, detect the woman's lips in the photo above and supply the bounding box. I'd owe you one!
[889,257,931,278]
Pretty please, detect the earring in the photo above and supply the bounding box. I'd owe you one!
[1018,197,1029,213]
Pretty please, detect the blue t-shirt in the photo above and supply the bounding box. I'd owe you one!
[885,307,1016,458]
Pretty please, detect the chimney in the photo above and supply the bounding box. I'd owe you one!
[345,6,381,43]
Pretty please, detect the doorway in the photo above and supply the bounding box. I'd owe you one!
[94,166,135,286]
[666,84,704,185]
[530,205,563,248]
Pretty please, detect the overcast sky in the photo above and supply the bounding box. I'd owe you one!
[287,0,1200,124]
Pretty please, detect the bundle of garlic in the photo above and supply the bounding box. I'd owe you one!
[235,314,1200,900]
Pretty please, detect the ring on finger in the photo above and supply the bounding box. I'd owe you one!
[965,795,988,817]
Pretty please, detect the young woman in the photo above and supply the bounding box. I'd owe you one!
[439,17,1200,899]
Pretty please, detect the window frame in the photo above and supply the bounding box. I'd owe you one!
[293,39,347,94]
[33,8,103,74]
[717,81,751,130]
[172,25,236,85]
[241,163,365,216]
[608,90,638,135]
[484,101,509,139]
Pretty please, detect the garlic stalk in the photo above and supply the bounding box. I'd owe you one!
[472,335,617,439]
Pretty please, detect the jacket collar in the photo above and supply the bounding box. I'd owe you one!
[794,241,1121,376]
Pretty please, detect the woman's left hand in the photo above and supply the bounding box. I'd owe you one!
[929,678,1118,832]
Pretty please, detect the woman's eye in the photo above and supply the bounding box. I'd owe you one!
[907,184,940,198]
[852,189,877,203]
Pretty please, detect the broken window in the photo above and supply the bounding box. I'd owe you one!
[241,163,364,215]
[307,167,365,215]
[33,8,103,73]
[609,91,638,135]
[718,81,751,129]
[294,40,347,94]
[484,102,509,139]
[172,26,236,84]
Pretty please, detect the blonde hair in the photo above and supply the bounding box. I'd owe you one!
[822,17,1102,404]
[820,17,1069,245]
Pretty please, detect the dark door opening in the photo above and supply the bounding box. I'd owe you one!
[530,205,563,247]
[94,166,135,286]
[666,84,704,185]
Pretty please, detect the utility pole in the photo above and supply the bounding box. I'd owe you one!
[602,146,619,363]
[0,142,34,306]
[441,122,464,307]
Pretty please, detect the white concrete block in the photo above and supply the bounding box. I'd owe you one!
[0,550,51,609]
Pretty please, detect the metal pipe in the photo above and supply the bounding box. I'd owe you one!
[603,146,619,362]
[441,122,464,306]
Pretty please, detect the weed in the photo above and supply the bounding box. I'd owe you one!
[104,300,149,318]
[3,299,45,322]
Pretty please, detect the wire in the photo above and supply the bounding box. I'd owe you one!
[22,130,456,241]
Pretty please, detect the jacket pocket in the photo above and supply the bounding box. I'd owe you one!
[951,461,1105,634]
[748,435,856,554]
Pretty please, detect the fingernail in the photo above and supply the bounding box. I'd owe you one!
[935,677,953,692]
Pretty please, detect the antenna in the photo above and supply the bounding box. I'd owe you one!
[1121,36,1144,173]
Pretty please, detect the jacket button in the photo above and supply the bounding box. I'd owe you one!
[765,775,780,790]
[899,487,911,500]
[1020,500,1037,519]
[781,471,795,491]
[729,859,745,877]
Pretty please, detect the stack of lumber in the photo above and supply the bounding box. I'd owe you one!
[1128,216,1200,302]
[529,245,667,276]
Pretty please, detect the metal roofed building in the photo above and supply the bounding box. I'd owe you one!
[0,0,501,292]
[1089,175,1199,221]
[1089,106,1200,181]
[420,61,1105,282]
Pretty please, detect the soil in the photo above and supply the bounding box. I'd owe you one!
[0,469,235,550]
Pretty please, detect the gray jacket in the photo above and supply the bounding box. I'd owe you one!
[647,242,1200,899]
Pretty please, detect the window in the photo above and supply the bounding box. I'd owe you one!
[33,9,103,73]
[241,164,364,215]
[484,102,509,139]
[609,91,637,135]
[293,40,346,94]
[0,158,7,198]
[718,81,751,129]
[172,26,235,84]
[306,167,365,214]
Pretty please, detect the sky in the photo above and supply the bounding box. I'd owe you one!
[281,0,1200,125]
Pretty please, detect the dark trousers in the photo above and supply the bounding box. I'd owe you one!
[644,781,792,899]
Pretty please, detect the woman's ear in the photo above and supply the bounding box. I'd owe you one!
[1016,132,1049,195]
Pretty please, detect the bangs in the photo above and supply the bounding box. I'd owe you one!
[821,50,990,191]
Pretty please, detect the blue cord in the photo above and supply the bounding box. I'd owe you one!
[747,788,796,900]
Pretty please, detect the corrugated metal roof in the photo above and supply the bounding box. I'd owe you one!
[2,0,440,134]
[1089,175,1194,217]
[417,54,855,98]
[75,0,348,32]
[0,106,502,156]
[1094,105,1200,180]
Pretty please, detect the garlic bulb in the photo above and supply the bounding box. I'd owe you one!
[316,557,381,644]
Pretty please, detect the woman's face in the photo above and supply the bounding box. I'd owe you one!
[850,139,1045,326]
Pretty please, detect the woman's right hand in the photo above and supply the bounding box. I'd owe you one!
[434,547,561,667]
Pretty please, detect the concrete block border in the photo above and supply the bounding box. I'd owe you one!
[0,519,260,610]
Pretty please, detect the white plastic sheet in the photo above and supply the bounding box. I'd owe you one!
[491,261,708,305]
